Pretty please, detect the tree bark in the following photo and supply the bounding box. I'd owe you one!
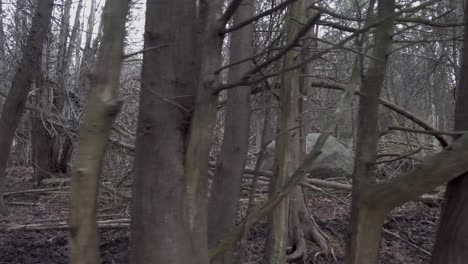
[31,70,54,185]
[183,0,228,263]
[288,1,330,260]
[0,0,54,216]
[68,1,129,263]
[208,1,253,264]
[263,2,303,263]
[346,1,395,263]
[130,0,199,263]
[431,2,468,263]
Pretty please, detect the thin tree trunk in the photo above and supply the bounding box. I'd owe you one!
[0,0,54,216]
[346,1,395,264]
[208,1,253,263]
[130,0,199,263]
[57,0,83,174]
[77,0,96,95]
[236,92,273,264]
[431,2,468,263]
[65,0,83,65]
[68,1,129,263]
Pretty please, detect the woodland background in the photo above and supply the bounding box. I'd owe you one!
[0,0,467,263]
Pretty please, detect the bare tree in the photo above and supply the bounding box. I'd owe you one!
[346,1,396,263]
[68,0,129,263]
[0,0,54,216]
[208,1,253,263]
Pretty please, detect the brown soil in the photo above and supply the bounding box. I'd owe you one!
[0,167,440,263]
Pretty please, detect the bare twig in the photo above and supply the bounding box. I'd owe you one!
[311,80,449,147]
[122,44,168,59]
[372,147,422,165]
[222,0,299,34]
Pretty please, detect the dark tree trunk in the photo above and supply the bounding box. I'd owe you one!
[130,0,199,263]
[31,115,53,184]
[208,1,253,263]
[0,0,54,216]
[431,3,468,263]
[31,78,54,184]
[57,136,73,173]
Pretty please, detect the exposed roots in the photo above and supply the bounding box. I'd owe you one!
[287,187,331,262]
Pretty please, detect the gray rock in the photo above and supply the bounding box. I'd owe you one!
[260,133,354,179]
[306,133,354,179]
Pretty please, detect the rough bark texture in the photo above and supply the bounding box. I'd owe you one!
[346,1,395,264]
[130,0,199,263]
[68,1,129,263]
[0,0,54,216]
[208,1,253,264]
[263,2,303,263]
[430,3,468,263]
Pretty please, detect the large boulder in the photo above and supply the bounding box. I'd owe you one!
[260,133,354,179]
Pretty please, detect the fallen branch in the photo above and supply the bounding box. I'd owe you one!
[40,178,130,200]
[383,228,431,256]
[0,219,130,232]
[388,126,468,137]
[4,187,70,197]
[366,133,468,209]
[371,147,422,165]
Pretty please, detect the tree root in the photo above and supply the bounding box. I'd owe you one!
[286,187,331,262]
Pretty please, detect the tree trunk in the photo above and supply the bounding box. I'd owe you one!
[68,1,129,263]
[263,2,303,263]
[346,1,395,263]
[288,1,330,260]
[208,1,253,263]
[130,0,199,263]
[183,0,227,263]
[0,0,54,216]
[57,136,73,173]
[431,2,468,263]
[31,72,54,184]
[236,92,273,264]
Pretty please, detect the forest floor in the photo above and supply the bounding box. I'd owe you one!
[0,167,439,264]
